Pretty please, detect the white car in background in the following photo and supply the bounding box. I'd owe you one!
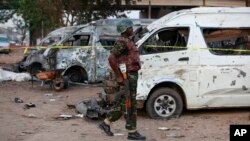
[0,34,10,54]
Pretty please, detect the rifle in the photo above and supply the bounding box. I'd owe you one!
[119,64,131,121]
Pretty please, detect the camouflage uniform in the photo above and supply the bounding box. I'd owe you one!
[106,36,140,131]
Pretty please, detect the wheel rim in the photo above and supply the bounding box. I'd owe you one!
[53,78,64,91]
[154,94,176,117]
[67,70,82,83]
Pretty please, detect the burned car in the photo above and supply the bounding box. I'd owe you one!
[39,25,82,46]
[17,25,83,73]
[19,19,154,83]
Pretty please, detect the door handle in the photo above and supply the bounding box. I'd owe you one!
[178,57,189,61]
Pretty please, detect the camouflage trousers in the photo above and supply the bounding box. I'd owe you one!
[106,72,138,131]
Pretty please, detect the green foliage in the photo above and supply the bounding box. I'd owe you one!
[19,0,62,31]
[0,0,19,23]
[61,0,132,25]
[0,0,132,44]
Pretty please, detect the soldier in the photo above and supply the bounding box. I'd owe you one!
[99,18,146,140]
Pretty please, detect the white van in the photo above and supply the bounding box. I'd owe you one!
[136,7,250,118]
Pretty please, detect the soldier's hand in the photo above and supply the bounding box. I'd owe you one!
[116,75,124,85]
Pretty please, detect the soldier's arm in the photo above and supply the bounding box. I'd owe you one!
[112,40,128,56]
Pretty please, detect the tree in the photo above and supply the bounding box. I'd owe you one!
[18,0,65,45]
[62,0,132,25]
[0,0,19,23]
[1,0,132,45]
[12,15,28,45]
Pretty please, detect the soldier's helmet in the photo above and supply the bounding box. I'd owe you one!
[117,19,133,33]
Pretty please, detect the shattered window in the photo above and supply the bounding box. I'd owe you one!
[41,36,61,46]
[63,35,90,47]
[73,35,90,46]
[203,28,250,55]
[140,27,189,54]
[99,36,116,50]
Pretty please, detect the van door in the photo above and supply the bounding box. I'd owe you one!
[197,28,250,107]
[94,36,116,82]
[137,26,197,100]
[55,33,93,82]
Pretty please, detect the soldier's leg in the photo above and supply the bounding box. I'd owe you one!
[99,86,125,136]
[125,72,138,131]
[106,85,125,122]
[106,98,124,122]
[126,72,146,140]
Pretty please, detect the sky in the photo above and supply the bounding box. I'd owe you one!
[125,10,140,19]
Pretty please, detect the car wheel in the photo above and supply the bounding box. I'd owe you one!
[65,69,86,83]
[63,76,69,89]
[53,78,65,91]
[146,87,183,119]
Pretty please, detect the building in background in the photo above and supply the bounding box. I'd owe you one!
[122,0,250,18]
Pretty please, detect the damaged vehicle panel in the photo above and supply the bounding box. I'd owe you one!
[39,25,83,46]
[18,25,85,73]
[21,19,154,83]
[135,7,250,118]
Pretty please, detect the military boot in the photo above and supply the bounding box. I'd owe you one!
[99,122,114,136]
[127,131,146,140]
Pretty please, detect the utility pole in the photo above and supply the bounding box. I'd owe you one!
[41,20,44,38]
[148,0,151,19]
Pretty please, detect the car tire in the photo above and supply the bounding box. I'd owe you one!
[65,69,85,83]
[146,87,183,119]
[52,76,68,91]
[63,76,69,89]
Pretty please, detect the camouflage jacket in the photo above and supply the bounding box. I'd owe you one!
[111,36,141,72]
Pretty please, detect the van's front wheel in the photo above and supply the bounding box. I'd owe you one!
[146,88,183,119]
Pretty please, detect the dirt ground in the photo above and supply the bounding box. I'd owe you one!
[0,49,249,141]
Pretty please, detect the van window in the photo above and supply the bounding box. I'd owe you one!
[140,27,189,54]
[63,35,90,47]
[99,36,116,50]
[203,28,250,55]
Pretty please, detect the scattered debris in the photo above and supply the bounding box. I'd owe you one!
[74,114,84,118]
[54,114,84,120]
[44,93,53,96]
[75,98,102,119]
[114,133,124,136]
[158,127,180,131]
[66,104,75,109]
[24,102,36,109]
[27,113,37,118]
[22,113,37,118]
[166,133,185,138]
[57,114,73,120]
[171,127,181,130]
[14,97,23,103]
[158,127,170,131]
[21,131,33,134]
[49,99,56,102]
